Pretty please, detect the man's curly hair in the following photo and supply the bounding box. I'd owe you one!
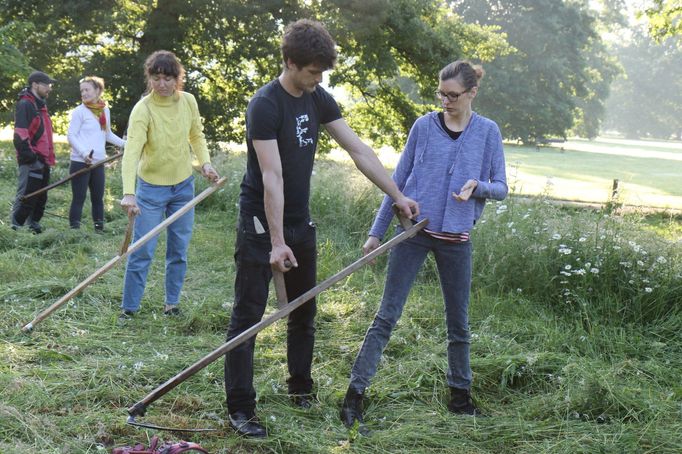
[281,19,337,70]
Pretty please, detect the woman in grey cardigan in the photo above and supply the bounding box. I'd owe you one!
[341,60,508,428]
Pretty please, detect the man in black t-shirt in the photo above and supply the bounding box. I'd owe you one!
[225,19,419,438]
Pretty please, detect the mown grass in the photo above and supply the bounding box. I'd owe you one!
[504,138,682,209]
[1,141,681,453]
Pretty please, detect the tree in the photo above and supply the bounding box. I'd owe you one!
[0,0,508,147]
[452,0,617,143]
[643,0,682,43]
[603,30,682,140]
[0,22,34,123]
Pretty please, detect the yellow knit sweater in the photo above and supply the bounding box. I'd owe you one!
[122,91,210,194]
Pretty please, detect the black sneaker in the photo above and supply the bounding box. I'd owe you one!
[290,393,315,409]
[448,387,482,416]
[119,309,135,320]
[340,387,365,428]
[163,307,180,316]
[29,222,43,234]
[228,411,267,438]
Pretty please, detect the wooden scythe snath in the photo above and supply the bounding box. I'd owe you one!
[126,215,428,432]
[21,152,123,201]
[20,176,228,333]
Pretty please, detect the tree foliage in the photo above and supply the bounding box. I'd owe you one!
[0,22,33,122]
[603,30,682,140]
[452,0,618,143]
[643,0,682,44]
[0,0,507,148]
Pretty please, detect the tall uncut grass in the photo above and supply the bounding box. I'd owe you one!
[0,142,680,453]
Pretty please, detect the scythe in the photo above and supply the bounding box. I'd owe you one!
[126,213,427,432]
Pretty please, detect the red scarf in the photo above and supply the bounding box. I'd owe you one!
[84,99,107,130]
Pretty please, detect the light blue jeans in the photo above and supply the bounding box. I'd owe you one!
[121,176,195,312]
[349,232,473,391]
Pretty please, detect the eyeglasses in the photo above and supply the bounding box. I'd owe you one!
[435,89,469,103]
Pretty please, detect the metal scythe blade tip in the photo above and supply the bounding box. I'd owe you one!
[125,415,217,433]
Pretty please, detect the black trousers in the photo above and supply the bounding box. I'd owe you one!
[69,160,105,228]
[225,214,317,415]
[12,162,50,226]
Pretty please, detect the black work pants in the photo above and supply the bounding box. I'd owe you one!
[225,214,317,415]
[12,161,50,226]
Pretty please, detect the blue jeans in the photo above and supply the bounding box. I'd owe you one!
[349,232,473,391]
[121,176,195,312]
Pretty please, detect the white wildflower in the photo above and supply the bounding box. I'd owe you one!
[133,362,144,371]
[657,256,667,264]
[564,264,572,270]
[590,268,599,274]
[552,233,562,240]
[644,287,653,293]
[579,237,587,242]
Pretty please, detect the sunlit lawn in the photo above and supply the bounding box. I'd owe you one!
[505,138,682,209]
[359,137,682,210]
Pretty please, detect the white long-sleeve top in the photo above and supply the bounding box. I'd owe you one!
[67,104,125,163]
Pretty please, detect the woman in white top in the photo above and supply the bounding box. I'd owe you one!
[66,76,125,231]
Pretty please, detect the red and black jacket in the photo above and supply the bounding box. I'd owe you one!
[13,88,55,166]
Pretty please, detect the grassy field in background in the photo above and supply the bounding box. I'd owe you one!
[0,141,681,453]
[362,137,682,210]
[504,138,682,209]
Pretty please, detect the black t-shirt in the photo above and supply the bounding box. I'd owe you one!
[438,112,463,140]
[239,79,342,225]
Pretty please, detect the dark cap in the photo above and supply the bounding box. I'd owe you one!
[28,71,57,86]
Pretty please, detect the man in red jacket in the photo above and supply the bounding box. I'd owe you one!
[11,71,56,234]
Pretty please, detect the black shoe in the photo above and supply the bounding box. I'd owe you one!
[340,387,365,428]
[94,222,104,233]
[228,411,267,438]
[119,309,135,320]
[163,307,180,316]
[290,393,315,409]
[29,222,43,234]
[448,387,481,416]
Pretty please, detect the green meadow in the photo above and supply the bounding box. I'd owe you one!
[0,140,681,453]
[503,138,682,209]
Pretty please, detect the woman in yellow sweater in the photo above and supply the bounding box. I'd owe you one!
[120,50,219,318]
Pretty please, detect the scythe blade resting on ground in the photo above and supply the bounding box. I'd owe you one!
[20,176,228,333]
[126,214,428,432]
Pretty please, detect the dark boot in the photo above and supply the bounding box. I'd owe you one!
[94,221,104,233]
[448,387,480,416]
[340,387,365,428]
[228,410,267,438]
